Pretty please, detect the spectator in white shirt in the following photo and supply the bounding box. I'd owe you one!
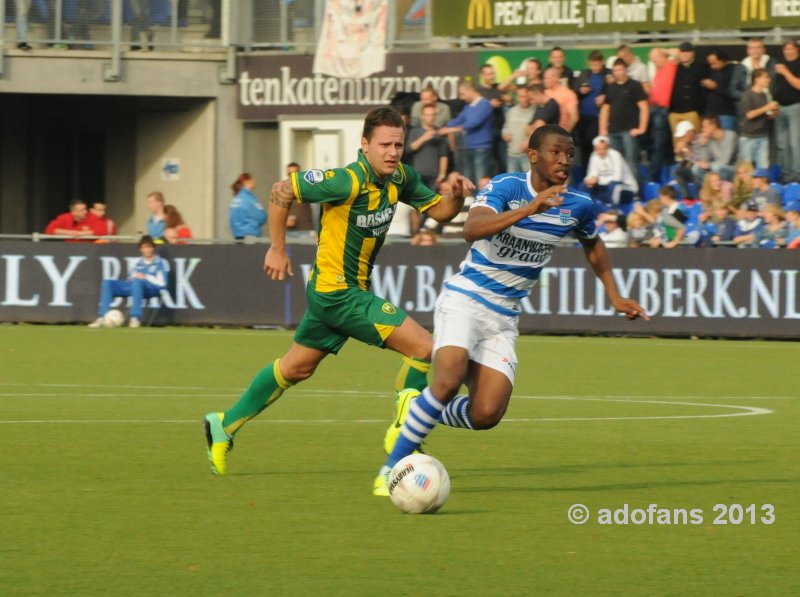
[579,135,639,213]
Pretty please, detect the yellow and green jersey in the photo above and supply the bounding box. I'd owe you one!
[290,151,441,293]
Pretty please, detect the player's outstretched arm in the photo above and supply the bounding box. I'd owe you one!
[264,179,295,281]
[463,184,566,242]
[580,236,649,321]
[425,173,476,223]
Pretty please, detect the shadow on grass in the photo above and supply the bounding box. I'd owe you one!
[454,477,800,493]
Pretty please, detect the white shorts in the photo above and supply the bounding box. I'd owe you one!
[433,287,520,384]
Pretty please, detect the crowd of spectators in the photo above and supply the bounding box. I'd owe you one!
[393,38,800,249]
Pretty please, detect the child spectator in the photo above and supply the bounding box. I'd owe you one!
[229,173,267,240]
[146,192,167,240]
[88,236,168,329]
[163,205,193,244]
[750,168,783,211]
[703,203,737,246]
[733,200,764,247]
[731,160,755,208]
[784,202,800,248]
[627,208,655,247]
[756,205,789,248]
[698,171,733,211]
[650,186,688,248]
[738,69,778,169]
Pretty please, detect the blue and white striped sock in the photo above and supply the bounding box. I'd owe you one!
[440,395,474,429]
[385,387,444,468]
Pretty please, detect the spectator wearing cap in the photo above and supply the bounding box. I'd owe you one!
[647,48,678,182]
[599,58,649,188]
[669,42,708,146]
[750,168,782,211]
[675,115,737,193]
[673,120,701,197]
[579,135,638,212]
[784,202,800,248]
[773,40,800,183]
[738,69,777,170]
[702,49,742,132]
[733,200,764,247]
[597,210,629,248]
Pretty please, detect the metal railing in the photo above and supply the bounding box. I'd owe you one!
[3,1,799,59]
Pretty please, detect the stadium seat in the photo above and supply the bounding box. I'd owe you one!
[769,164,782,183]
[782,182,800,203]
[643,182,660,201]
[686,203,704,226]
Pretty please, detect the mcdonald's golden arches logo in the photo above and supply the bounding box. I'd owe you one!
[669,0,695,24]
[740,0,767,21]
[467,0,492,30]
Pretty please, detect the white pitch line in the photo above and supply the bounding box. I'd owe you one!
[0,398,773,424]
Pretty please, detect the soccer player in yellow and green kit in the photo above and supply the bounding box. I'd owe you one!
[204,107,474,492]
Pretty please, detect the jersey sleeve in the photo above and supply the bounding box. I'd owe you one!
[397,164,441,213]
[571,194,598,239]
[469,177,509,213]
[291,168,358,205]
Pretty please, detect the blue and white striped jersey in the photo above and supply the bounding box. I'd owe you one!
[444,171,596,317]
[129,256,168,290]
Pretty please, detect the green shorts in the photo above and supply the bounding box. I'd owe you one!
[294,286,408,354]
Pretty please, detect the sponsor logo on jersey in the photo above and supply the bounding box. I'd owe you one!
[381,302,397,315]
[559,208,572,224]
[355,205,396,234]
[304,169,324,184]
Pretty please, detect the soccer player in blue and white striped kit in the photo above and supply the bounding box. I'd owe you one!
[375,125,649,494]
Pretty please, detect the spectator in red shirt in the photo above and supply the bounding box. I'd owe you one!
[86,201,118,237]
[44,199,94,241]
[647,48,678,182]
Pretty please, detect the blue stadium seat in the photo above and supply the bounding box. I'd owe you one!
[783,182,800,203]
[769,165,782,183]
[643,182,660,201]
[686,202,703,227]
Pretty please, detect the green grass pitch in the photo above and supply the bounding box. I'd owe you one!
[1,325,798,596]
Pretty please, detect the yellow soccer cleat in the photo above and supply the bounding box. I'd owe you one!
[372,468,391,497]
[204,412,233,476]
[383,388,421,455]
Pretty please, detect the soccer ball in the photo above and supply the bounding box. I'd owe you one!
[388,454,450,514]
[103,309,125,328]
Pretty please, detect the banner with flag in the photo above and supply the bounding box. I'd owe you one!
[313,0,389,79]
